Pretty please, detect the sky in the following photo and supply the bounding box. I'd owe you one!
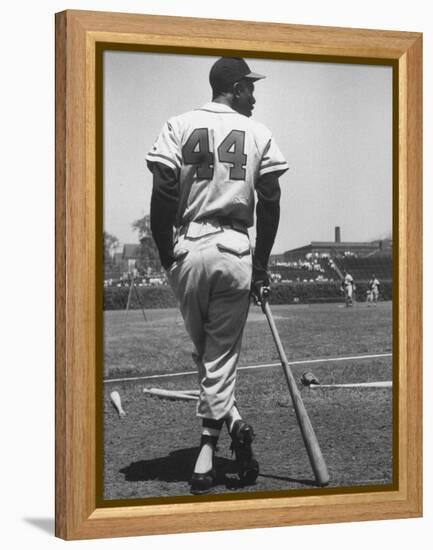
[103,51,392,254]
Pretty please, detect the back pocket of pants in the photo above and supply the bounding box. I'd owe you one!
[216,243,250,257]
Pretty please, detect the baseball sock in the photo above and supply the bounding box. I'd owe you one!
[225,405,242,434]
[194,419,223,474]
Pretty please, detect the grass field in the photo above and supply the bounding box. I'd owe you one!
[103,301,393,501]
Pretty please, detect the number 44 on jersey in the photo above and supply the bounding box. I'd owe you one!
[182,128,247,181]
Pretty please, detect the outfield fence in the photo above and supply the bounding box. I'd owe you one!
[103,280,392,310]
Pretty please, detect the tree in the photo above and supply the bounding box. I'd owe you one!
[132,214,161,272]
[103,231,119,263]
[131,214,152,239]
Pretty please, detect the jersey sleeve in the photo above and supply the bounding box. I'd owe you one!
[146,120,182,174]
[258,135,289,178]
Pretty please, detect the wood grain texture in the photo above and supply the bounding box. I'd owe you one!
[55,10,97,538]
[54,10,67,538]
[55,9,423,540]
[405,35,423,515]
[70,9,420,59]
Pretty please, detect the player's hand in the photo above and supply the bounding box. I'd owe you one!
[162,249,188,271]
[160,250,176,271]
[251,267,270,306]
[161,256,175,270]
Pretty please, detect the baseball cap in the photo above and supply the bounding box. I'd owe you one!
[209,57,265,90]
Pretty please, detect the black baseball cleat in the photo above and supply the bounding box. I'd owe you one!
[230,420,259,485]
[190,468,216,495]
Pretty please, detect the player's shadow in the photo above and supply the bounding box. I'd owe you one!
[120,447,237,486]
[119,448,318,490]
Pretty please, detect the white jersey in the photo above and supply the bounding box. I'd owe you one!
[370,278,380,291]
[344,273,354,287]
[146,102,288,227]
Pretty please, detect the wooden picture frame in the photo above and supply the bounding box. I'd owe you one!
[55,9,422,540]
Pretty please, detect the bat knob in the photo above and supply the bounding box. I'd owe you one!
[259,285,270,300]
[258,285,270,312]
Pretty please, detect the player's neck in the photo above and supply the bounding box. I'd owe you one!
[212,94,235,110]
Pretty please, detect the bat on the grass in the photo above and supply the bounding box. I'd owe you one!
[143,388,199,401]
[110,390,126,417]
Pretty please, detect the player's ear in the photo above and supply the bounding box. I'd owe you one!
[232,81,242,98]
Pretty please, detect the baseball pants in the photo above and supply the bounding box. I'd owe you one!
[167,221,252,420]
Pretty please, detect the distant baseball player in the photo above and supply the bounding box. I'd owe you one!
[368,273,380,305]
[342,270,354,307]
[146,57,288,494]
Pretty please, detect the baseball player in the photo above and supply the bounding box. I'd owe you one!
[368,273,380,305]
[146,57,288,494]
[342,270,354,307]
